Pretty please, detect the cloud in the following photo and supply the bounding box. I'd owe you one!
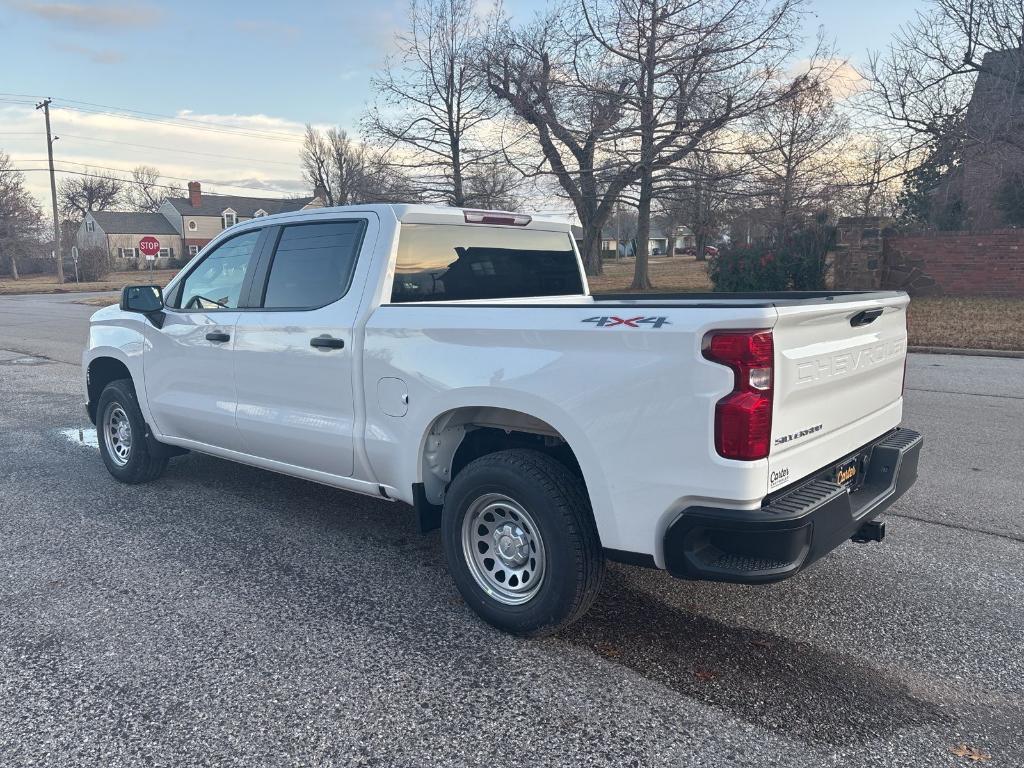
[827,61,869,100]
[6,1,162,29]
[53,41,123,64]
[0,103,315,205]
[789,58,869,101]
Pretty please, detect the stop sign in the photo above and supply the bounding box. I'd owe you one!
[138,236,161,258]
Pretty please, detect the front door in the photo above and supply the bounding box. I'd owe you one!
[143,228,264,451]
[231,218,369,477]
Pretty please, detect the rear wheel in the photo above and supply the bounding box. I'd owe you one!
[441,449,604,636]
[97,379,167,484]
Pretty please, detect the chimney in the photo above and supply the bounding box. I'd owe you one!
[188,181,201,208]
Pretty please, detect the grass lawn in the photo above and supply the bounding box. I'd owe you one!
[907,298,1024,351]
[589,255,713,294]
[0,269,178,296]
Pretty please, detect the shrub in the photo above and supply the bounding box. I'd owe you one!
[706,242,788,292]
[77,246,112,282]
[707,217,836,292]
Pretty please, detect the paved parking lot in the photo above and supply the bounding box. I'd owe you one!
[1,293,1022,766]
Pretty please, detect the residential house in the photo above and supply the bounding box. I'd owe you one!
[77,211,183,270]
[600,226,696,258]
[159,181,322,257]
[76,181,325,268]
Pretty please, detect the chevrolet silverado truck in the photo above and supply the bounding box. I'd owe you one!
[83,204,922,636]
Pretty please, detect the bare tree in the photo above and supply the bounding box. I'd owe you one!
[485,11,638,275]
[124,165,182,212]
[658,152,739,261]
[57,169,124,221]
[835,133,904,219]
[487,0,808,284]
[865,0,1024,226]
[867,0,1024,146]
[463,160,523,210]
[301,124,419,204]
[581,0,813,287]
[0,150,44,280]
[747,75,849,231]
[300,124,333,203]
[364,0,497,206]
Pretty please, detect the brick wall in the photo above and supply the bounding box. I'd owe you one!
[881,230,1024,297]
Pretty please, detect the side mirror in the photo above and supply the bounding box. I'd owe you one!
[120,285,165,327]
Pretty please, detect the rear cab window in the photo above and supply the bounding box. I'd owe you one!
[260,220,365,309]
[390,224,584,303]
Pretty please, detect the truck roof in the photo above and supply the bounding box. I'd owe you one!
[244,203,575,233]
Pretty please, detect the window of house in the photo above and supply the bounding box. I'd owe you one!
[118,247,138,259]
[188,220,198,231]
[254,209,268,218]
[85,220,95,232]
[390,225,584,303]
[158,248,171,259]
[261,220,364,309]
[188,245,199,256]
[221,209,237,229]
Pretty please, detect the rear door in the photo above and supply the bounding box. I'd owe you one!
[231,217,371,477]
[768,293,909,491]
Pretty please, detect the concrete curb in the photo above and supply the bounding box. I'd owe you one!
[909,346,1024,359]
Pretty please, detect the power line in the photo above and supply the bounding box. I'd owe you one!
[18,157,302,194]
[54,96,303,140]
[14,166,302,198]
[0,92,305,142]
[52,103,304,144]
[56,133,297,167]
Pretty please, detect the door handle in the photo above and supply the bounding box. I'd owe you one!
[850,309,883,327]
[205,331,230,343]
[310,335,345,350]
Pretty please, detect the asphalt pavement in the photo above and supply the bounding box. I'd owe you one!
[0,292,1022,767]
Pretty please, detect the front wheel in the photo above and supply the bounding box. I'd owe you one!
[441,449,604,637]
[96,379,167,484]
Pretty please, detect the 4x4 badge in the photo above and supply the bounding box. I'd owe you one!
[582,316,671,328]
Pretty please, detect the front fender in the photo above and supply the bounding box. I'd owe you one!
[83,308,152,425]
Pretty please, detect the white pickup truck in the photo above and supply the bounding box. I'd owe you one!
[84,204,922,636]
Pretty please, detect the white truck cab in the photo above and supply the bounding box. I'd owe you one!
[84,204,922,636]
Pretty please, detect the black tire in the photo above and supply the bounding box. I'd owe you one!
[441,449,604,637]
[96,379,167,484]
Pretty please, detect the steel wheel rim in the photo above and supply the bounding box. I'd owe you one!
[461,492,545,605]
[103,403,132,467]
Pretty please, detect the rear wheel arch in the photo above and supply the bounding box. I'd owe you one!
[416,406,596,532]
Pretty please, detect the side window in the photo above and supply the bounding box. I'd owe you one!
[174,230,261,310]
[261,220,364,309]
[390,224,584,302]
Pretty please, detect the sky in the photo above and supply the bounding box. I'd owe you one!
[0,0,927,206]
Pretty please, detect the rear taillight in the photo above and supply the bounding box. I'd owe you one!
[703,330,774,461]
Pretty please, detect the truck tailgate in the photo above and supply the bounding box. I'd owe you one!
[768,294,909,492]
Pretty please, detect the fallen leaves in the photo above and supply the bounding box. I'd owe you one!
[950,744,992,762]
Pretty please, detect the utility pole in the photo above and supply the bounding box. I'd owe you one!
[36,98,63,284]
